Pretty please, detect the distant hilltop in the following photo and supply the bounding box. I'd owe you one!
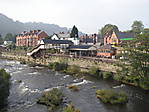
[0,13,84,37]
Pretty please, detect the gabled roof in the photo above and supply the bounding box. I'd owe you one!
[17,30,44,36]
[115,32,135,40]
[43,39,73,44]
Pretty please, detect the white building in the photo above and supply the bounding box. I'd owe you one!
[51,33,80,45]
[3,41,13,46]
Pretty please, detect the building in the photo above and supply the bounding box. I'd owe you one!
[104,31,134,46]
[27,39,73,58]
[16,30,48,47]
[39,39,73,50]
[68,45,97,57]
[80,34,100,45]
[97,45,116,58]
[3,41,13,46]
[51,32,80,45]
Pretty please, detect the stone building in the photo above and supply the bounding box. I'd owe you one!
[16,30,48,47]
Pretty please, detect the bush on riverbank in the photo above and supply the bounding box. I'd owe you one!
[63,104,80,112]
[37,88,63,112]
[20,60,26,64]
[65,65,81,76]
[139,78,149,90]
[0,69,11,109]
[114,70,144,88]
[96,89,128,105]
[88,66,102,78]
[102,72,113,79]
[48,62,68,71]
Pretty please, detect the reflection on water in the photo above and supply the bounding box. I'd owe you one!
[0,59,148,112]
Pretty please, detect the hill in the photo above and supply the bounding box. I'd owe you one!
[0,13,70,37]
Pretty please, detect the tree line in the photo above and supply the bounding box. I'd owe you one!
[0,33,16,44]
[99,20,146,37]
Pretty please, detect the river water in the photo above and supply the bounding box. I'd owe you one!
[0,59,149,112]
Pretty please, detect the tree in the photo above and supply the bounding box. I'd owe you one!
[143,28,149,34]
[131,20,144,35]
[0,69,10,109]
[119,31,149,89]
[70,25,78,38]
[0,34,3,44]
[4,33,16,43]
[100,24,119,37]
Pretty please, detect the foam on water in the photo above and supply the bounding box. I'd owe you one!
[12,71,22,74]
[28,72,39,75]
[63,75,70,78]
[18,81,42,94]
[71,79,93,86]
[112,84,125,89]
[43,86,62,92]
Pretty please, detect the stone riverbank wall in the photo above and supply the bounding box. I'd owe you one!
[1,52,119,73]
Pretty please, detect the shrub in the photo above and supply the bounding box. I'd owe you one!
[20,60,26,64]
[37,88,63,112]
[63,104,80,112]
[88,67,102,78]
[139,78,149,90]
[66,65,80,75]
[48,62,68,71]
[96,89,128,105]
[113,74,124,81]
[102,72,113,79]
[48,63,54,69]
[0,69,10,109]
[68,85,79,92]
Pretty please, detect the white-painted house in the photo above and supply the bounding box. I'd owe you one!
[51,33,80,45]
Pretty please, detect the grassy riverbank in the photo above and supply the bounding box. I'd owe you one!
[1,52,148,90]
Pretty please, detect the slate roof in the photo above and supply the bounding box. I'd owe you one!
[57,33,71,38]
[43,39,73,44]
[69,45,93,49]
[80,38,94,43]
[18,30,43,36]
[115,32,135,39]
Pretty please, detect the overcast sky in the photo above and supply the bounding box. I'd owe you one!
[0,0,149,33]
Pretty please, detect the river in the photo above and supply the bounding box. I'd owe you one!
[0,59,148,112]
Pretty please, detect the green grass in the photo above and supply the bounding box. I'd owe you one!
[96,89,128,105]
